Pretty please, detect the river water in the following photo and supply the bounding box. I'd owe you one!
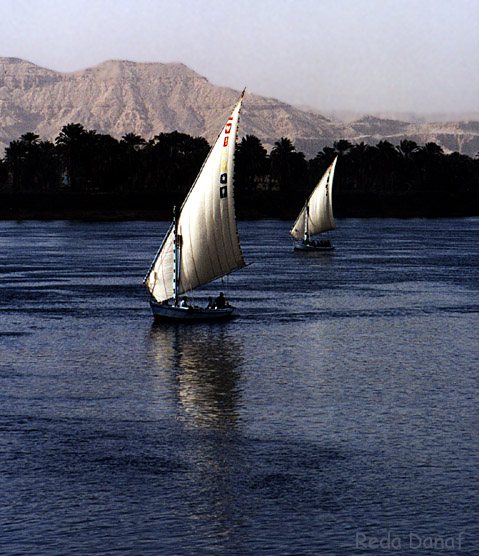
[1,218,478,555]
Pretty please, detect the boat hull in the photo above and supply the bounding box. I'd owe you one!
[150,301,236,322]
[293,240,334,251]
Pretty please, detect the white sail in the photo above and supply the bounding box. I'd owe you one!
[290,156,338,241]
[145,93,246,302]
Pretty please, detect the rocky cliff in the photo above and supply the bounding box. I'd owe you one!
[1,57,478,158]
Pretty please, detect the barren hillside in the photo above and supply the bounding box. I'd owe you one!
[1,58,478,158]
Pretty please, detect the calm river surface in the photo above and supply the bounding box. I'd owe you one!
[1,218,479,555]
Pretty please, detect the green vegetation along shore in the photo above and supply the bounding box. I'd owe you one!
[1,124,478,219]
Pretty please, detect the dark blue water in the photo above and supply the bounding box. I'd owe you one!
[1,218,478,555]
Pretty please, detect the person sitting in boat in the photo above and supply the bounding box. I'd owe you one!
[180,296,189,308]
[215,292,227,308]
[205,296,215,310]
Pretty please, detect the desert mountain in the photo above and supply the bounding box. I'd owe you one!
[1,57,478,159]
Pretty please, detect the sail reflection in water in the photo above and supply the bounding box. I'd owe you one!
[148,325,244,429]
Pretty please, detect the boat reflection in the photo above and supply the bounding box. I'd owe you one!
[148,324,244,430]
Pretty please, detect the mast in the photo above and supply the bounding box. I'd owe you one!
[303,202,309,242]
[173,206,181,306]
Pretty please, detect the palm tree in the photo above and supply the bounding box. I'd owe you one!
[313,146,337,165]
[394,139,420,191]
[397,139,419,159]
[56,123,88,148]
[4,140,28,189]
[55,123,89,189]
[36,140,60,191]
[4,133,48,190]
[270,137,307,195]
[333,139,353,156]
[20,132,40,146]
[423,142,444,157]
[120,133,146,150]
[235,135,269,194]
[374,140,400,192]
[346,142,377,192]
[93,134,122,191]
[120,133,147,190]
[413,142,446,192]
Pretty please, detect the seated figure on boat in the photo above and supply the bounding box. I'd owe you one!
[215,292,231,309]
[215,292,226,308]
[179,296,189,308]
[206,297,215,310]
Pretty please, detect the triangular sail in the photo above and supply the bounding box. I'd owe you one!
[145,93,246,302]
[290,156,338,241]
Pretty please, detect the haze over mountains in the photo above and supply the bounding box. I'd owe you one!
[1,57,478,159]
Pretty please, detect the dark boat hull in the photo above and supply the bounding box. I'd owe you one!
[293,240,334,251]
[150,300,236,321]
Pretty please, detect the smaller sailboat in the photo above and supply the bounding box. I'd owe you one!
[290,156,338,251]
[143,91,246,321]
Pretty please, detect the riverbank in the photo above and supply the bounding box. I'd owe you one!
[1,191,478,220]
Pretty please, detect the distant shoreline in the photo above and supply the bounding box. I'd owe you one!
[1,191,478,220]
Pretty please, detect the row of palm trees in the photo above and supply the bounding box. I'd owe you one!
[1,123,478,198]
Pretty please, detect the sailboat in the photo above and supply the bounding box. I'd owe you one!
[143,91,246,321]
[290,156,338,251]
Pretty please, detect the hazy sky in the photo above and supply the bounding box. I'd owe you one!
[1,0,478,114]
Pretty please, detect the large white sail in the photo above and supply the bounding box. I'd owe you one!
[290,156,338,241]
[145,93,245,302]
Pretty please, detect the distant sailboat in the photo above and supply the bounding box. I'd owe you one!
[144,91,246,321]
[290,156,338,251]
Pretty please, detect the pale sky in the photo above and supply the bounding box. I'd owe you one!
[1,0,478,114]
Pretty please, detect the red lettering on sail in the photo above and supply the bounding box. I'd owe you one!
[220,117,234,197]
